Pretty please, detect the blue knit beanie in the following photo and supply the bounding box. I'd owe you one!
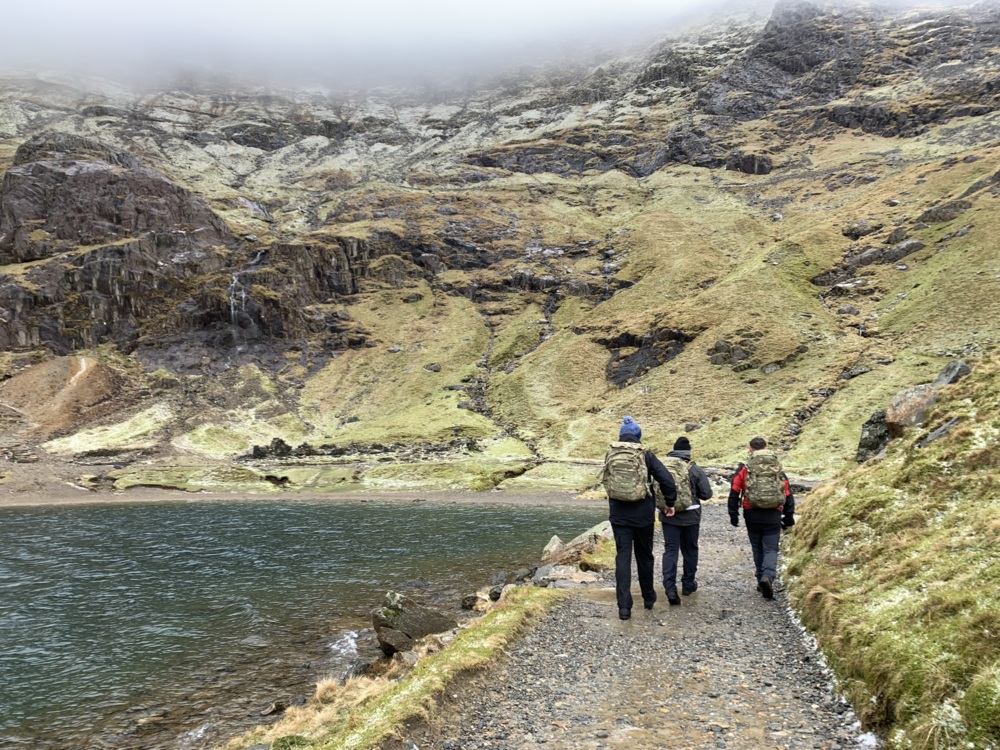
[619,415,642,439]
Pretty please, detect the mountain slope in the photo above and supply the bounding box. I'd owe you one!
[1,0,999,494]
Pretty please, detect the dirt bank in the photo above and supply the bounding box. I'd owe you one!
[0,471,598,509]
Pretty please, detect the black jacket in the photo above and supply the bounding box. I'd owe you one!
[660,450,713,527]
[608,434,677,527]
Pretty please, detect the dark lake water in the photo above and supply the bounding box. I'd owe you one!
[0,498,605,749]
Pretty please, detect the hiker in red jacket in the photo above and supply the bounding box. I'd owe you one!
[727,436,795,600]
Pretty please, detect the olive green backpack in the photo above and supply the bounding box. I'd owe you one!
[659,456,694,512]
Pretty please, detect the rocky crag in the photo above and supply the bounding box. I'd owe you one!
[2,0,1000,494]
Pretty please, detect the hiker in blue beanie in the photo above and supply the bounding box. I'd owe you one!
[601,416,676,620]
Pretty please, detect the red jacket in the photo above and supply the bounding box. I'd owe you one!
[729,464,792,512]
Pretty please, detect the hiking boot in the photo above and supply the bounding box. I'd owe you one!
[682,582,698,596]
[760,577,774,600]
[666,588,681,606]
[643,599,655,610]
[619,608,631,620]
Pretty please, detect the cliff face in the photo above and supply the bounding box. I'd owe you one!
[2,0,1000,493]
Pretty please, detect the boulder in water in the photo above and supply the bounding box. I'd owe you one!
[371,591,458,656]
[540,521,612,566]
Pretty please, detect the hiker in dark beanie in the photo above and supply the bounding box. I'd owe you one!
[601,416,677,620]
[727,436,795,600]
[659,436,713,605]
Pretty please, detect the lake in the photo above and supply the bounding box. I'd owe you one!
[0,497,605,749]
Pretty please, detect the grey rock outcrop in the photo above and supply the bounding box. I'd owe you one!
[918,200,971,225]
[12,132,142,169]
[0,137,227,264]
[812,239,927,287]
[843,219,884,240]
[857,409,889,462]
[726,151,773,175]
[916,417,962,449]
[933,360,971,387]
[371,591,458,656]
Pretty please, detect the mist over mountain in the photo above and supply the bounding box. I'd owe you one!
[4,4,1000,746]
[1,0,760,89]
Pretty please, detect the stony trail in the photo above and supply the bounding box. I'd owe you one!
[389,503,865,750]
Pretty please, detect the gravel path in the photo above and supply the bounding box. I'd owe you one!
[390,503,865,750]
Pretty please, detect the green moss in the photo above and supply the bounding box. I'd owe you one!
[147,368,181,385]
[579,536,615,572]
[497,460,603,492]
[173,425,252,458]
[271,737,312,750]
[363,459,532,492]
[42,405,175,456]
[784,356,1000,749]
[549,296,593,330]
[300,285,499,444]
[963,663,1000,747]
[477,437,536,459]
[488,303,545,370]
[241,363,279,394]
[108,464,278,493]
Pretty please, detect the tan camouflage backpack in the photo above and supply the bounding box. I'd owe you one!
[601,442,649,502]
[744,449,785,509]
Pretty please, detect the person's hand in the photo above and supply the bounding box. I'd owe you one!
[665,506,676,517]
[730,514,739,527]
[782,514,795,529]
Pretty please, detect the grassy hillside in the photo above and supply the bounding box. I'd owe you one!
[784,355,1000,750]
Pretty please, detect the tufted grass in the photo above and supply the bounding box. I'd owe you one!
[220,586,565,750]
[783,355,1000,749]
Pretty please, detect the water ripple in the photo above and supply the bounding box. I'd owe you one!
[0,498,603,749]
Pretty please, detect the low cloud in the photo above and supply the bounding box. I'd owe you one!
[0,0,766,86]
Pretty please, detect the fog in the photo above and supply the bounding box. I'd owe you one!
[0,0,771,87]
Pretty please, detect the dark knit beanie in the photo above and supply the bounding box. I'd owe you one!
[619,415,642,439]
[673,436,691,451]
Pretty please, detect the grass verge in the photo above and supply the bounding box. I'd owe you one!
[220,586,566,750]
[782,355,1000,750]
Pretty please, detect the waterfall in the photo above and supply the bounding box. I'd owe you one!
[227,274,247,326]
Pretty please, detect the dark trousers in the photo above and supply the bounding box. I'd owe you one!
[746,525,780,582]
[612,522,656,612]
[661,522,700,592]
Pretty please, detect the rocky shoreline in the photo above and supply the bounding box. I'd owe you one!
[217,497,874,750]
[1,478,875,750]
